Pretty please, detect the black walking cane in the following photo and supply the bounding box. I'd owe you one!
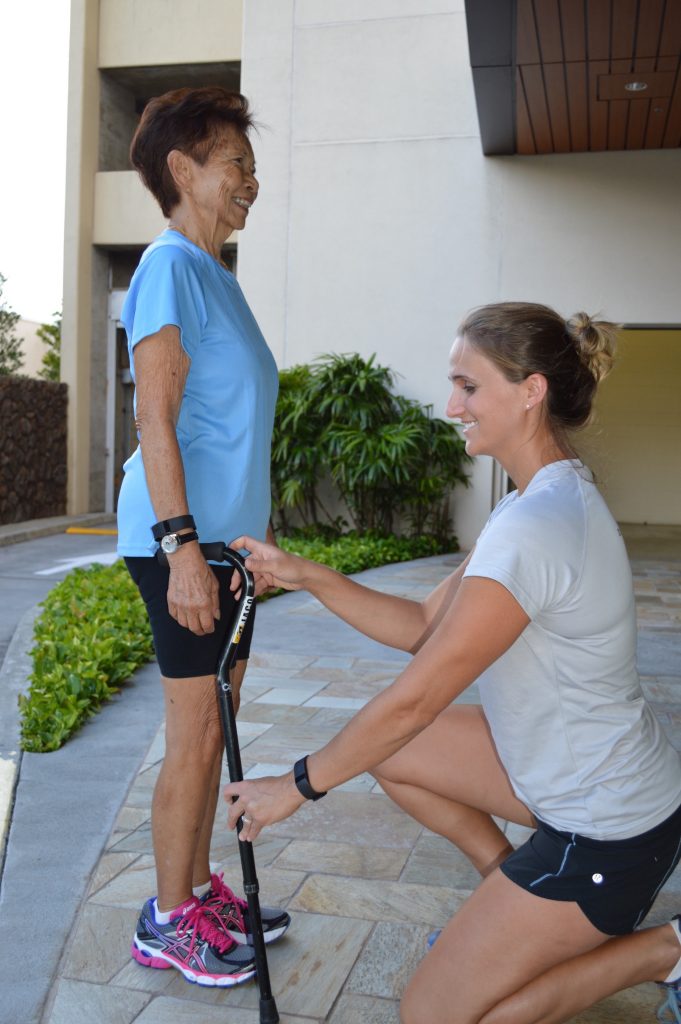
[159,541,279,1024]
[209,542,280,1024]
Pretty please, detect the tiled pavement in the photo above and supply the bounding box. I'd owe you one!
[43,553,681,1024]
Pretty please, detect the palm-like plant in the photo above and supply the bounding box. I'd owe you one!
[271,353,471,542]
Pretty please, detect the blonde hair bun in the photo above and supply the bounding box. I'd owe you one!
[566,312,618,384]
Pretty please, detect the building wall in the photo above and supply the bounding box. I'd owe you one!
[17,320,44,378]
[238,0,681,547]
[582,330,681,525]
[98,0,242,67]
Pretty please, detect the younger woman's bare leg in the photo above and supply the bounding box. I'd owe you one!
[374,705,533,875]
[480,921,681,1024]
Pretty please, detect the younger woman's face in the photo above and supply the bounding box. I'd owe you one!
[446,336,531,460]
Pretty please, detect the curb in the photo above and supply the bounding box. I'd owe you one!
[0,513,117,549]
[0,605,39,875]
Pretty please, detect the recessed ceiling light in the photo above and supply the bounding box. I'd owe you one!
[625,81,648,92]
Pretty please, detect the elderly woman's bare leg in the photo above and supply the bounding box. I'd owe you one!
[191,659,248,887]
[153,674,225,911]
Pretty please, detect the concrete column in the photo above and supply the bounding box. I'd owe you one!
[62,0,100,514]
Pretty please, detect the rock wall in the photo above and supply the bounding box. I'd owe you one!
[0,376,68,524]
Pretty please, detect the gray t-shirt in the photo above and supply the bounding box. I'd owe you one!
[465,460,681,839]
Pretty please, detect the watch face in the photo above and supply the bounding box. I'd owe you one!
[161,534,179,554]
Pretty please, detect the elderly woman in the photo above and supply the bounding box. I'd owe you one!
[225,302,681,1023]
[116,87,290,988]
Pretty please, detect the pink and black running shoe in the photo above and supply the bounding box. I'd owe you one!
[202,871,291,945]
[131,896,256,987]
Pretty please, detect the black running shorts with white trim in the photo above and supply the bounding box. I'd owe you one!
[501,800,681,935]
[125,555,255,678]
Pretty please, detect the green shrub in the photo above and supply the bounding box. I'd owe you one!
[271,352,471,541]
[19,532,456,751]
[280,530,453,576]
[19,561,154,752]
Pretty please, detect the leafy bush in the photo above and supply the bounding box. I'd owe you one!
[38,310,62,382]
[280,530,453,577]
[19,531,455,751]
[271,352,471,540]
[19,561,154,752]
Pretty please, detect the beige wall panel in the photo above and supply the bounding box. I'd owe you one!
[238,0,295,369]
[293,13,477,143]
[98,0,242,67]
[17,320,45,379]
[583,330,681,525]
[93,171,167,246]
[93,171,242,247]
[296,0,465,25]
[495,151,681,323]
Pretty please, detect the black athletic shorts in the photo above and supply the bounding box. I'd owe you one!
[501,800,681,935]
[125,555,255,678]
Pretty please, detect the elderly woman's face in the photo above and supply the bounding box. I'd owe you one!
[188,125,258,235]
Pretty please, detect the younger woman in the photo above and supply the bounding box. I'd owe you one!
[225,302,681,1023]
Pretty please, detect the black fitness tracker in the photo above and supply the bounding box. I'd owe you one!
[293,755,327,801]
[151,514,196,541]
[160,530,199,555]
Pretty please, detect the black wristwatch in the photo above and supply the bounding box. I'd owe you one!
[293,756,327,801]
[151,514,196,541]
[160,530,199,555]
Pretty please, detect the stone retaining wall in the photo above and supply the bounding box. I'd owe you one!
[0,376,67,524]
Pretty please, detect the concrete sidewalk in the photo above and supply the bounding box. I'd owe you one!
[1,540,680,1023]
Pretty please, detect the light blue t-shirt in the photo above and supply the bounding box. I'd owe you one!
[116,230,279,557]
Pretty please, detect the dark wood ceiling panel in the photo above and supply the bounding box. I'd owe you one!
[587,60,610,150]
[626,58,655,148]
[626,99,651,148]
[660,3,681,56]
[608,99,629,149]
[565,62,590,150]
[657,55,681,147]
[607,58,632,149]
[559,0,586,60]
[610,0,638,61]
[586,0,611,60]
[465,0,681,155]
[517,0,541,64]
[516,69,537,154]
[543,63,571,149]
[598,70,675,101]
[520,64,554,150]
[635,0,666,59]
[645,97,671,147]
[533,0,564,63]
[663,63,681,146]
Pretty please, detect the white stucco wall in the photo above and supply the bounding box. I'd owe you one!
[16,320,44,379]
[238,1,681,547]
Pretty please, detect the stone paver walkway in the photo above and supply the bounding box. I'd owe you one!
[42,554,681,1023]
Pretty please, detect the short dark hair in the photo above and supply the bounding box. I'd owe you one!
[129,87,255,217]
[458,301,617,442]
